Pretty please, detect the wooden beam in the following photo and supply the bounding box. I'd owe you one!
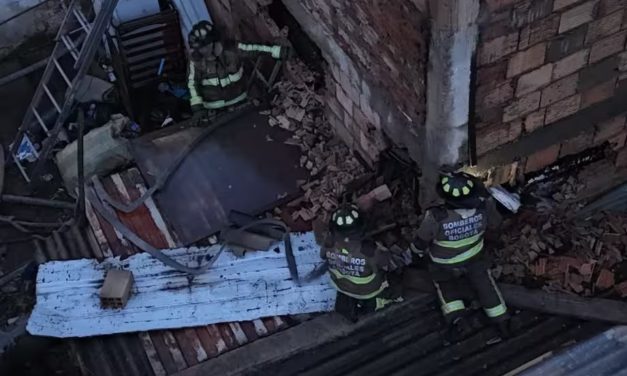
[404,268,627,324]
[500,284,627,324]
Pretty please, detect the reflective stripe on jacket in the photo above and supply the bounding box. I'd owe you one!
[418,204,491,265]
[324,239,387,300]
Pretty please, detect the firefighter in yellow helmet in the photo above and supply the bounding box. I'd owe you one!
[321,204,400,321]
[413,172,509,340]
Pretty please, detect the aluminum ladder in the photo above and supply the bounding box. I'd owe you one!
[9,0,119,183]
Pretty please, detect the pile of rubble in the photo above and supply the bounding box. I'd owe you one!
[267,60,366,222]
[495,176,627,297]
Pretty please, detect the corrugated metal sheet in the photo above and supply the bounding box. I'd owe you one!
[520,326,627,376]
[131,111,308,245]
[47,168,298,376]
[171,0,212,44]
[28,232,335,337]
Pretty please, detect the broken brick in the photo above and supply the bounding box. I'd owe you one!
[596,269,616,290]
[615,280,627,297]
[525,144,561,172]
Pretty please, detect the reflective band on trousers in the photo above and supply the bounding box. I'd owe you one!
[188,63,203,106]
[331,279,388,300]
[485,269,508,318]
[238,43,282,59]
[484,304,507,318]
[434,281,466,314]
[201,67,244,87]
[202,92,248,109]
[430,240,484,265]
[434,232,484,249]
[330,268,376,285]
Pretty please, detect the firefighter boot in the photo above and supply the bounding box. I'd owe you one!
[444,316,472,345]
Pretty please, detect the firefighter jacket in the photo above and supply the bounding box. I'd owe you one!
[321,237,390,300]
[188,42,284,110]
[416,197,502,266]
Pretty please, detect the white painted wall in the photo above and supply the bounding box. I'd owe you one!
[0,0,65,59]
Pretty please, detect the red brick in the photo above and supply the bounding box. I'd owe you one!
[609,132,627,150]
[484,0,519,11]
[519,15,560,50]
[594,114,626,143]
[482,19,516,41]
[523,108,547,132]
[599,0,625,16]
[586,10,624,43]
[476,121,522,155]
[552,49,590,79]
[477,81,515,109]
[326,93,345,121]
[512,0,553,28]
[595,269,615,290]
[507,43,548,77]
[616,145,627,167]
[547,26,588,62]
[478,107,505,125]
[335,83,354,116]
[516,64,554,97]
[589,31,627,63]
[479,32,520,66]
[504,91,542,122]
[619,51,627,71]
[554,0,587,11]
[615,280,627,297]
[525,144,561,172]
[477,62,508,88]
[560,132,594,156]
[581,78,617,108]
[540,73,579,107]
[545,94,582,124]
[559,1,599,34]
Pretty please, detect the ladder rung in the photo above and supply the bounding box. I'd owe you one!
[52,59,73,88]
[73,8,92,33]
[12,154,31,183]
[42,85,62,113]
[31,107,51,135]
[60,35,79,61]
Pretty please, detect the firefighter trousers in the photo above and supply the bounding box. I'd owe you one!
[429,256,508,323]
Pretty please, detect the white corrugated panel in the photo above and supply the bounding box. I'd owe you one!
[27,232,336,338]
[171,0,212,45]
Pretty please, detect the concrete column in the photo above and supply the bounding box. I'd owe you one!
[420,0,480,208]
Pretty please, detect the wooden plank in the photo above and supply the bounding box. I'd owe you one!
[28,233,336,338]
[239,321,259,342]
[149,332,180,375]
[195,327,219,358]
[173,330,202,366]
[501,284,627,324]
[205,325,228,354]
[228,323,249,346]
[435,317,576,376]
[163,330,188,371]
[252,319,269,337]
[139,332,168,376]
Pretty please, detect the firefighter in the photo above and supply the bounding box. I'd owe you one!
[321,204,399,321]
[413,172,510,339]
[187,21,288,117]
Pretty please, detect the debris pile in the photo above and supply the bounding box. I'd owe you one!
[268,60,366,221]
[495,176,627,297]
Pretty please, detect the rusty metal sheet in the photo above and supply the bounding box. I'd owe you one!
[131,111,308,245]
[65,168,299,375]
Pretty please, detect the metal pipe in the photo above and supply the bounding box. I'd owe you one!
[0,194,75,210]
[0,58,47,88]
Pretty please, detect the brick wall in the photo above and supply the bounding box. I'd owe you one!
[475,0,627,178]
[205,0,428,165]
[290,0,429,165]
